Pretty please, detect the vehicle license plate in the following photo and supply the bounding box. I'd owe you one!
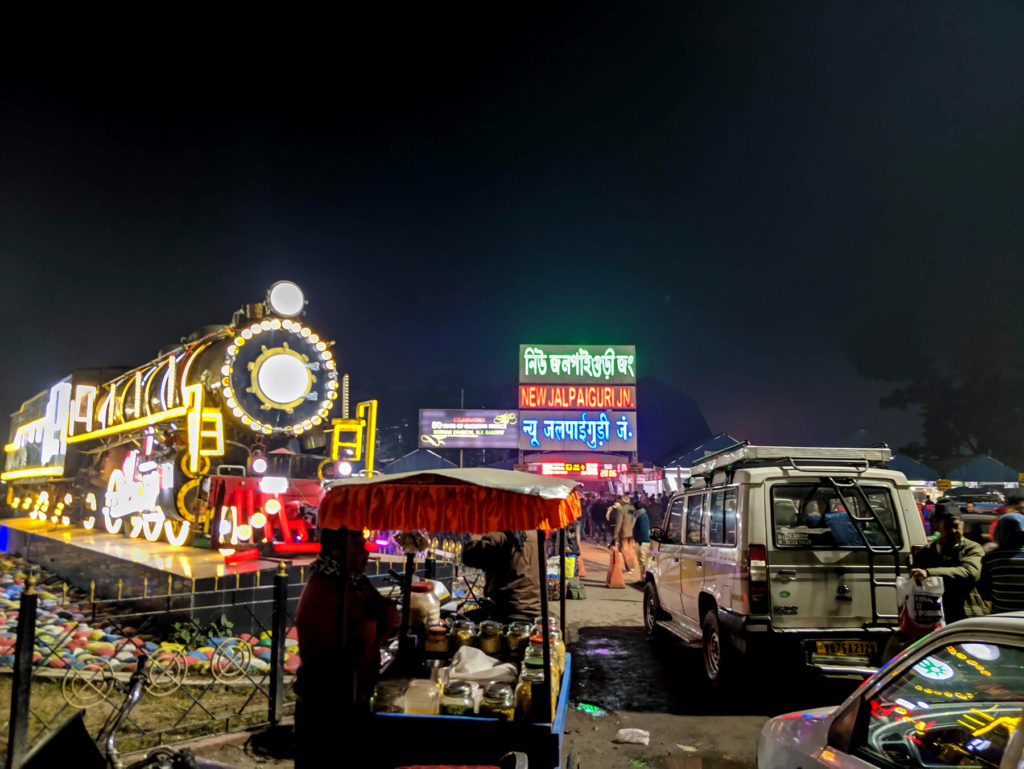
[815,640,875,657]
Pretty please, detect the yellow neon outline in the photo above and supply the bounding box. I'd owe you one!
[179,342,213,405]
[67,406,188,443]
[140,362,164,417]
[199,410,225,456]
[1,467,65,481]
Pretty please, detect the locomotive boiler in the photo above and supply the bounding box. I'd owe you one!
[3,281,374,557]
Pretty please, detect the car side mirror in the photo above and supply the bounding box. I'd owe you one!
[826,696,861,753]
[650,527,663,543]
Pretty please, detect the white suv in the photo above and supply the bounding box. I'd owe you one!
[643,444,927,685]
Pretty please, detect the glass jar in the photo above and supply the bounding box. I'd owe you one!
[425,625,449,655]
[525,635,561,679]
[506,621,532,661]
[531,615,558,636]
[515,658,557,722]
[440,680,475,716]
[450,619,476,652]
[477,620,504,657]
[404,679,440,714]
[408,582,441,629]
[549,629,566,676]
[480,682,515,721]
[371,680,406,713]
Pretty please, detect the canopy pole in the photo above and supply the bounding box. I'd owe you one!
[398,551,416,670]
[536,529,552,724]
[559,527,567,640]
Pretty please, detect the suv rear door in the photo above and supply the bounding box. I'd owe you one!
[766,479,905,631]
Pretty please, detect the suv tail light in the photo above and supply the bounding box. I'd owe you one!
[748,543,770,614]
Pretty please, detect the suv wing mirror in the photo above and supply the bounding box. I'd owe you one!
[649,527,663,543]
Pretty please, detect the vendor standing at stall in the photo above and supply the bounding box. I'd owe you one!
[462,530,542,623]
[294,528,400,767]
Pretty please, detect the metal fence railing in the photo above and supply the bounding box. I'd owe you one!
[2,563,304,769]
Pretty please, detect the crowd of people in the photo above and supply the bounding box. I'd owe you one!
[576,491,670,584]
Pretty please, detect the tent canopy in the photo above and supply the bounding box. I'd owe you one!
[947,455,1020,483]
[380,448,457,475]
[320,468,582,533]
[663,433,742,468]
[888,454,939,482]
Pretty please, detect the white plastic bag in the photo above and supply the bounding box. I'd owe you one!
[897,575,944,639]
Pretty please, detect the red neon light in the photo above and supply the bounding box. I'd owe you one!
[224,548,260,565]
[519,384,636,410]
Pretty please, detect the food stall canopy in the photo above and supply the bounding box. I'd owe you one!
[320,468,582,532]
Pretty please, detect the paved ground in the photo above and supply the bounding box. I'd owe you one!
[188,540,863,768]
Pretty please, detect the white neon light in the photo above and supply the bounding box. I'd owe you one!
[259,476,288,494]
[256,353,309,404]
[251,456,268,474]
[69,385,97,436]
[962,643,1000,661]
[163,519,191,546]
[267,281,305,317]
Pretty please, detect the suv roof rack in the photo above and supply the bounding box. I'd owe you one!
[690,444,892,475]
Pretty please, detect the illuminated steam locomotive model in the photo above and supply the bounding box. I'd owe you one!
[3,281,377,558]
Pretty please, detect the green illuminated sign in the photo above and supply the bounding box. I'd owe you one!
[519,344,636,384]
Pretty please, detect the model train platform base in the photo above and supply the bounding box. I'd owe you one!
[0,516,312,600]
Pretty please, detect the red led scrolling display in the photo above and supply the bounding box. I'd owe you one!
[519,384,636,410]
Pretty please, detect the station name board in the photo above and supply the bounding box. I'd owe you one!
[519,410,637,452]
[540,462,623,478]
[519,345,636,385]
[419,409,520,450]
[519,384,635,410]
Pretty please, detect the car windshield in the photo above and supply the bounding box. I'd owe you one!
[771,483,903,549]
[857,639,1024,768]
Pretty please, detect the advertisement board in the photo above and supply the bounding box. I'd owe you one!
[419,409,520,449]
[519,410,637,452]
[519,345,636,385]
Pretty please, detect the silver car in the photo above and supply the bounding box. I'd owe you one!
[757,612,1024,768]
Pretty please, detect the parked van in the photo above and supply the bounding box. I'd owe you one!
[643,444,927,685]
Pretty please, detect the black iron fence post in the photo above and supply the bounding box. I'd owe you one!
[269,562,288,726]
[6,575,38,769]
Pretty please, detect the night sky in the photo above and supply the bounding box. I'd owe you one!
[2,3,1023,461]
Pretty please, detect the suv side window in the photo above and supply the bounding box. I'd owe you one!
[664,498,685,545]
[850,639,1024,767]
[708,487,738,546]
[685,494,704,544]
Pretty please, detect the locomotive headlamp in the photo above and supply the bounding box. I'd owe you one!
[251,449,268,475]
[256,352,310,405]
[267,281,305,318]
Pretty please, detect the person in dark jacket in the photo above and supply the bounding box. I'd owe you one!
[462,530,542,623]
[911,511,987,622]
[633,503,651,579]
[979,512,1024,614]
